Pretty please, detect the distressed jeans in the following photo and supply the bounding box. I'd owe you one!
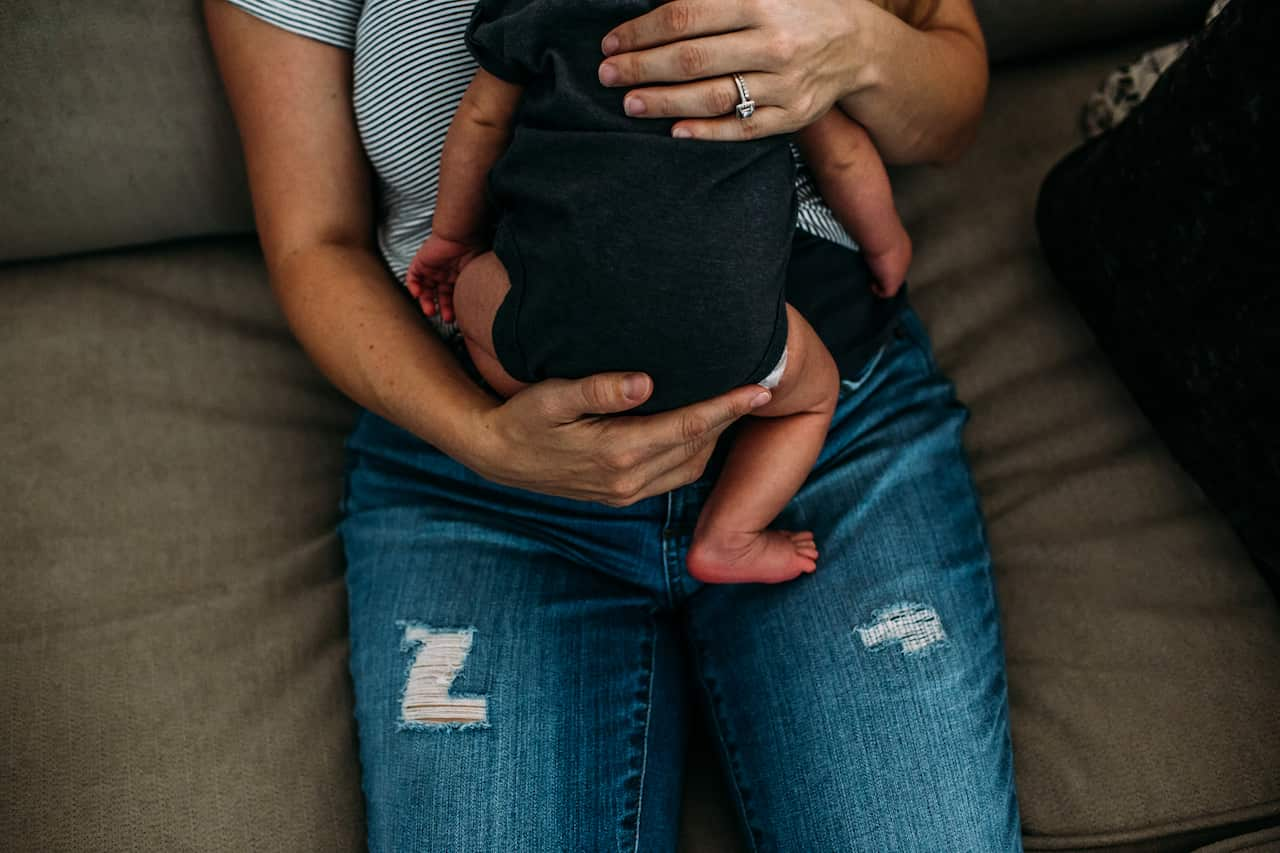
[339,307,1023,852]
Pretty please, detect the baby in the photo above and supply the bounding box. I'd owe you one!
[408,0,923,584]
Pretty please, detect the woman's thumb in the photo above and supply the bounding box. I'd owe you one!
[547,372,652,420]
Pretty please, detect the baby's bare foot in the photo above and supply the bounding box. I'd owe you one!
[686,528,818,584]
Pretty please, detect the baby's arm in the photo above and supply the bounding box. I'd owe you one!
[795,110,912,297]
[408,69,523,322]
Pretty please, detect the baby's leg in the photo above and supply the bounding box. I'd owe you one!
[452,251,530,399]
[686,305,839,584]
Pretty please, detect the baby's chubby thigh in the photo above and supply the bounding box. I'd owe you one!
[752,304,840,419]
[453,251,528,399]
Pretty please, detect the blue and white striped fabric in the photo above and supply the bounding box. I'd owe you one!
[227,0,858,339]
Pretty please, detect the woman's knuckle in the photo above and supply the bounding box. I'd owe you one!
[681,412,711,444]
[617,448,642,470]
[612,55,637,83]
[795,92,817,120]
[611,474,640,500]
[707,84,736,114]
[530,393,557,422]
[602,448,628,473]
[766,35,794,65]
[677,43,707,76]
[575,377,606,410]
[663,2,694,35]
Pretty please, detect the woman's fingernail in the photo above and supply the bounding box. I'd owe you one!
[750,390,772,409]
[623,374,650,400]
[672,127,693,139]
[624,96,645,116]
[598,63,618,85]
[601,34,619,55]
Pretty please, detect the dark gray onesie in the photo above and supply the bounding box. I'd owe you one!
[466,0,794,414]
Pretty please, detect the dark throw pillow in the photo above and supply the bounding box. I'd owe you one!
[1035,0,1279,592]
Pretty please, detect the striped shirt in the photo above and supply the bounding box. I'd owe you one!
[228,0,858,340]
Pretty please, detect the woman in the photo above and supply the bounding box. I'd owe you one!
[205,0,1021,848]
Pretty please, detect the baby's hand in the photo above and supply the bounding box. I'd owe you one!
[406,234,482,323]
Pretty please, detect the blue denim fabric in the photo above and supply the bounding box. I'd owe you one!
[339,306,1022,852]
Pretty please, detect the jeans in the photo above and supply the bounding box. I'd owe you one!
[339,306,1022,852]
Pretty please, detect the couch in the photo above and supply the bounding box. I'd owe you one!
[2,1,1278,850]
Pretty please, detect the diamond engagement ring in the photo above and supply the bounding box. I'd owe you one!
[732,73,755,119]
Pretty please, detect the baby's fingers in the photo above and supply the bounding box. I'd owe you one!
[437,279,457,325]
[405,262,427,296]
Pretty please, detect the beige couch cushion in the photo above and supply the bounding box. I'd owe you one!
[0,239,363,851]
[0,1,254,263]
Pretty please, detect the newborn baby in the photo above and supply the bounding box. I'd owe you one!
[407,0,916,583]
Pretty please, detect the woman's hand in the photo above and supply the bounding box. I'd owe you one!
[468,373,772,506]
[597,0,881,140]
[598,0,987,164]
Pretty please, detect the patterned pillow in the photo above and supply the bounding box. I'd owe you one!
[1036,0,1279,591]
[1081,0,1230,138]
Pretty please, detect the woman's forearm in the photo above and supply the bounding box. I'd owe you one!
[840,3,988,164]
[270,241,497,462]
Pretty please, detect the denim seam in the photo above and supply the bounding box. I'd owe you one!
[630,620,659,853]
[619,615,657,853]
[951,417,1024,844]
[685,620,763,852]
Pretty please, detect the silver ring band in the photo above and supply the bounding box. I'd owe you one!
[732,73,755,119]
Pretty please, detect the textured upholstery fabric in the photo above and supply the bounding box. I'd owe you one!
[1,0,1205,264]
[0,1,254,263]
[0,240,363,851]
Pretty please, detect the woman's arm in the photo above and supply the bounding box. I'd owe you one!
[204,1,495,460]
[838,0,987,163]
[596,0,987,164]
[204,1,769,505]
